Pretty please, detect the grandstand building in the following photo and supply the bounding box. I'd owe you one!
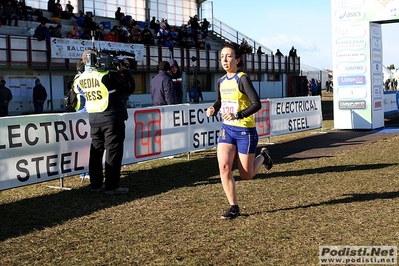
[0,0,301,115]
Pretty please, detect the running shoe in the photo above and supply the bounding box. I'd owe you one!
[260,147,273,170]
[220,206,240,220]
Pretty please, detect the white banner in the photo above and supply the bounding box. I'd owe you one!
[383,91,399,115]
[50,38,144,61]
[270,96,322,136]
[0,97,321,191]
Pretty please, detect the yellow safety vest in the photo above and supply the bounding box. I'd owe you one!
[73,69,110,113]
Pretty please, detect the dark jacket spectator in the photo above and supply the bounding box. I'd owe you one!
[150,16,160,33]
[32,79,48,114]
[50,24,64,38]
[84,12,96,30]
[34,21,50,40]
[115,7,124,21]
[47,0,57,15]
[4,0,18,26]
[188,15,200,42]
[94,25,105,41]
[168,59,183,104]
[177,27,191,48]
[275,49,283,56]
[150,61,179,106]
[201,18,210,37]
[141,25,154,44]
[0,80,12,117]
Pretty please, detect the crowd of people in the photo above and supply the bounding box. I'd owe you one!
[0,0,34,27]
[384,78,397,91]
[151,15,211,50]
[30,3,213,51]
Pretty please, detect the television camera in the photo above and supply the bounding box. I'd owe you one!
[85,49,137,71]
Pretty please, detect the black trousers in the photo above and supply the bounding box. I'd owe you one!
[0,106,8,117]
[89,121,126,190]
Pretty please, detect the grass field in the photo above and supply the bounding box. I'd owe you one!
[1,101,399,265]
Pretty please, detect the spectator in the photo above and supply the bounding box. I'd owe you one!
[257,47,265,55]
[120,13,131,26]
[65,0,77,19]
[150,61,179,106]
[177,26,190,48]
[16,0,28,21]
[117,25,130,43]
[55,0,62,17]
[157,24,169,38]
[169,26,179,41]
[67,25,81,39]
[196,80,203,102]
[34,21,50,41]
[32,78,47,114]
[47,0,57,16]
[289,46,297,57]
[196,34,205,49]
[164,19,171,30]
[188,15,201,43]
[168,59,183,104]
[130,24,141,43]
[141,25,154,44]
[4,0,18,27]
[84,11,96,30]
[188,15,200,43]
[325,79,331,93]
[316,79,322,95]
[204,36,211,50]
[0,80,12,117]
[156,37,165,46]
[150,16,160,33]
[0,5,6,26]
[201,18,210,37]
[275,49,283,56]
[35,9,51,23]
[76,11,85,27]
[105,27,119,42]
[163,36,175,49]
[80,28,91,40]
[115,7,124,21]
[309,78,318,96]
[50,24,64,38]
[94,24,105,41]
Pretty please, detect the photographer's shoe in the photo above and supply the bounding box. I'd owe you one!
[105,187,129,195]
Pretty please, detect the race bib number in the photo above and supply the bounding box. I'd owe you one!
[221,100,239,122]
[221,100,238,114]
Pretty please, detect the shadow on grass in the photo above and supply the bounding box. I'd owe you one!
[263,130,399,164]
[1,126,398,241]
[265,190,399,214]
[0,157,220,242]
[256,163,397,179]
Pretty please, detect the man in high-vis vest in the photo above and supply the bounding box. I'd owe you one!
[75,50,136,195]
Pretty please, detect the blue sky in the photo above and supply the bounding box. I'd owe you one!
[210,0,399,71]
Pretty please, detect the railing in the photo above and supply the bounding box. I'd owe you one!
[0,35,300,75]
[210,17,274,55]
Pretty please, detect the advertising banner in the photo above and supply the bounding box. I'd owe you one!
[0,97,321,191]
[331,0,395,129]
